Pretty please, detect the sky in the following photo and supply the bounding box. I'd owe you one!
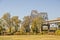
[0,0,60,20]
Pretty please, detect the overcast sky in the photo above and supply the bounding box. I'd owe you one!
[0,0,60,20]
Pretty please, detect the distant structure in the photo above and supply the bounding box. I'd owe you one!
[31,10,48,21]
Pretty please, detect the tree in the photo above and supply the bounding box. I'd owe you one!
[0,19,3,35]
[0,18,10,35]
[22,16,31,33]
[1,13,21,35]
[31,16,45,34]
[1,12,11,34]
[2,12,10,21]
[57,22,60,30]
[11,16,21,34]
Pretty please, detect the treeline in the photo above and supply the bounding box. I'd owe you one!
[0,12,60,35]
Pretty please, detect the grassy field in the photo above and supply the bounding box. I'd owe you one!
[0,35,60,40]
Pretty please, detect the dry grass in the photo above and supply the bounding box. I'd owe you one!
[0,35,60,40]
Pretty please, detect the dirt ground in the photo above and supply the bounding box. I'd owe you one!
[0,35,60,40]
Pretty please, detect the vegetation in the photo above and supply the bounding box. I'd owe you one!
[0,12,60,35]
[55,30,60,35]
[31,16,44,34]
[22,16,31,33]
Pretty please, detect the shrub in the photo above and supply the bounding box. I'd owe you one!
[19,27,26,35]
[48,32,55,35]
[55,30,60,35]
[42,31,48,35]
[14,31,20,35]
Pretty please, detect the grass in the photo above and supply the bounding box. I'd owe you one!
[0,35,60,40]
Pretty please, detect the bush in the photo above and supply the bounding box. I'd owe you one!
[48,32,55,35]
[55,30,60,35]
[42,31,48,35]
[19,27,26,35]
[14,31,20,35]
